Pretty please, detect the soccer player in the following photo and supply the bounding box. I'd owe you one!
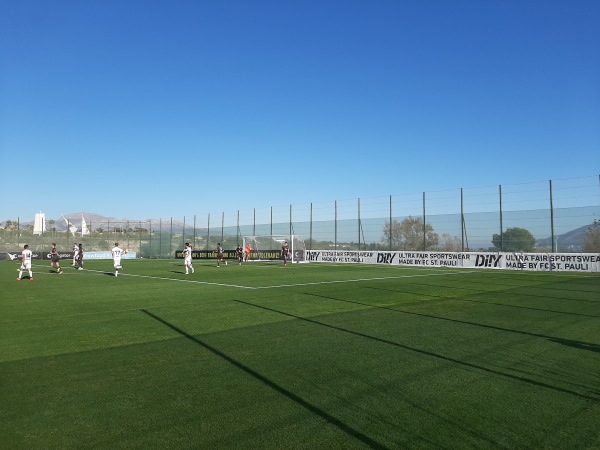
[76,243,84,270]
[281,241,290,266]
[50,243,63,274]
[183,242,194,274]
[236,245,243,265]
[245,243,251,262]
[17,244,33,281]
[112,242,126,277]
[215,243,227,267]
[72,243,79,266]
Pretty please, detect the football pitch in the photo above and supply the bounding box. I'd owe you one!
[2,259,599,449]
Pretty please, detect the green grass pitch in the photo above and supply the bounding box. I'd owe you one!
[1,259,599,449]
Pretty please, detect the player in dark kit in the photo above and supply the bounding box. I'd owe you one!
[215,243,227,267]
[281,241,290,266]
[236,245,243,265]
[50,244,63,274]
[76,243,84,270]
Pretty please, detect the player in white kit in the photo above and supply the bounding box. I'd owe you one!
[183,242,194,274]
[112,242,126,277]
[17,244,33,281]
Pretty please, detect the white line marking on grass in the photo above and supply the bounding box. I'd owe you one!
[80,268,256,289]
[29,263,478,289]
[253,270,479,289]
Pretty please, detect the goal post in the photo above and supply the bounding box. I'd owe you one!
[242,235,307,263]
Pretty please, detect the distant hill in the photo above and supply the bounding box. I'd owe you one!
[1,213,192,232]
[55,213,193,232]
[536,224,592,252]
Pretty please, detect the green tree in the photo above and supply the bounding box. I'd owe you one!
[491,227,536,252]
[381,216,439,251]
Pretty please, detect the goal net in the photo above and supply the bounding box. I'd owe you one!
[242,235,306,263]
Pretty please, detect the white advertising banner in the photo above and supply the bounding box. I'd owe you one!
[83,251,137,260]
[305,250,600,272]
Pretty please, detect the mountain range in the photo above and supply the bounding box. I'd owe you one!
[535,224,592,251]
[3,212,189,232]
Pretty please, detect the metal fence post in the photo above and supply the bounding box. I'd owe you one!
[499,185,503,252]
[358,197,361,251]
[461,188,464,252]
[389,195,392,251]
[550,180,555,252]
[310,203,313,250]
[335,200,338,251]
[423,192,426,250]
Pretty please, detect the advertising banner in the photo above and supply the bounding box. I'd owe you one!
[1,251,44,261]
[1,251,136,261]
[305,250,600,272]
[175,249,283,260]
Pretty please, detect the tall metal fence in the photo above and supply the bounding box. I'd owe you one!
[2,176,599,257]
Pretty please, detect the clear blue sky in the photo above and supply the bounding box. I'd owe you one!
[1,0,598,222]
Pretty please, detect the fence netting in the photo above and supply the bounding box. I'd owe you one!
[2,176,598,257]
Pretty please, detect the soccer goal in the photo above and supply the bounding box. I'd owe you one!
[242,235,307,263]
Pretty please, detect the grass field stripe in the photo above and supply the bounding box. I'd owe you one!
[71,267,256,289]
[303,291,600,340]
[141,309,389,450]
[253,270,479,289]
[235,300,600,403]
[124,273,256,289]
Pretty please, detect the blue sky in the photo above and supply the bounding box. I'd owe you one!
[1,0,598,222]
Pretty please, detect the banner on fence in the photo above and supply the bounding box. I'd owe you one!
[80,251,137,260]
[1,251,136,261]
[305,250,600,272]
[174,249,282,260]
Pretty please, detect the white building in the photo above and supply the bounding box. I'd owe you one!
[33,212,46,235]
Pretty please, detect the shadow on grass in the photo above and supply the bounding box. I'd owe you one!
[234,299,600,403]
[548,338,600,353]
[141,308,390,450]
[366,283,600,315]
[306,290,600,355]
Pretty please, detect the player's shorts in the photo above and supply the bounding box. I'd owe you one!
[185,257,192,265]
[51,256,60,263]
[113,257,122,267]
[21,261,32,270]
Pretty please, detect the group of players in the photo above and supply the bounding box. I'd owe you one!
[15,242,127,281]
[49,243,84,274]
[16,241,290,281]
[181,241,291,274]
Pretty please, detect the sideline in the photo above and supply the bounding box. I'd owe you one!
[253,270,480,289]
[25,263,489,289]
